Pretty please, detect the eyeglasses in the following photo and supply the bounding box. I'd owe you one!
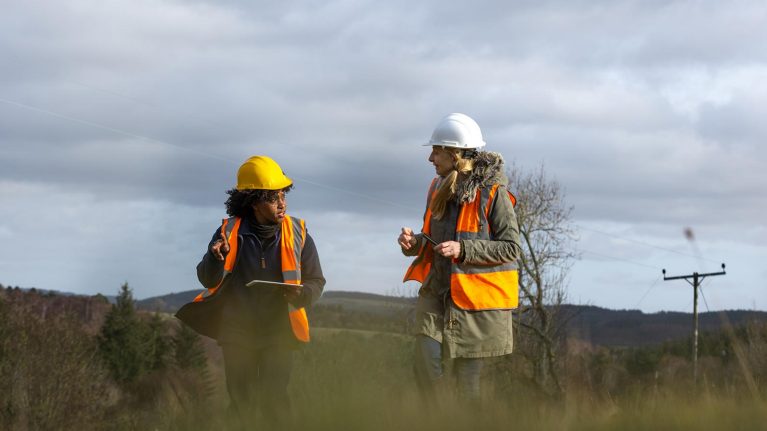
[264,190,287,204]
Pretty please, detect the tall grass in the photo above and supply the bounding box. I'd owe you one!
[289,329,767,431]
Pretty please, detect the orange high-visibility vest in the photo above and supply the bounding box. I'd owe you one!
[191,215,311,342]
[403,178,519,310]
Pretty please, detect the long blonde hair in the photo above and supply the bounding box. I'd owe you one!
[430,147,474,220]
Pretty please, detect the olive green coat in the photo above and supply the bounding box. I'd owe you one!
[404,151,521,358]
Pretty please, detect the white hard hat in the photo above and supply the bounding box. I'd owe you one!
[425,113,486,149]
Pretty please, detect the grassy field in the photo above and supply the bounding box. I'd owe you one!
[188,328,767,431]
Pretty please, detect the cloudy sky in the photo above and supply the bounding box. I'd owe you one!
[1,0,765,312]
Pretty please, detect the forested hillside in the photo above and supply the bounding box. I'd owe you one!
[137,288,767,347]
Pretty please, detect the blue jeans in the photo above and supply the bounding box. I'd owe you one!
[414,334,484,401]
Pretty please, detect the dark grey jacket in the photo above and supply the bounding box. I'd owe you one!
[177,217,325,348]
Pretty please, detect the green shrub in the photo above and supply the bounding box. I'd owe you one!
[0,297,112,431]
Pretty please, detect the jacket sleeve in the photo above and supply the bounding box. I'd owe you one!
[196,228,226,289]
[293,232,326,308]
[460,186,522,265]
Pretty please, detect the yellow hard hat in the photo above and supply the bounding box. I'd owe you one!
[236,156,293,190]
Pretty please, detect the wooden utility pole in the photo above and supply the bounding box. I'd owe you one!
[662,263,726,384]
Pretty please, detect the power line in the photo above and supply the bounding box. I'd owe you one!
[577,248,662,270]
[0,97,233,164]
[699,288,710,312]
[4,96,424,214]
[577,224,721,264]
[635,274,663,308]
[290,176,419,212]
[698,279,711,312]
[65,79,233,131]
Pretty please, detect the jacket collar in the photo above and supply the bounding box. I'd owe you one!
[455,151,507,204]
[238,216,281,241]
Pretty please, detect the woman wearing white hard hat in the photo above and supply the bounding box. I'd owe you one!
[398,113,522,401]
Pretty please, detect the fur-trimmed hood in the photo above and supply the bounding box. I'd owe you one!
[455,151,507,204]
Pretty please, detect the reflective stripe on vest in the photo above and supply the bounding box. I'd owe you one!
[402,178,439,283]
[280,215,310,342]
[192,215,311,342]
[403,180,519,310]
[193,217,241,303]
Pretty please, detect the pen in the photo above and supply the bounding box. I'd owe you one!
[421,232,439,246]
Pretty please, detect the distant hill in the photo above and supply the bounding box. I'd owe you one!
[560,304,767,347]
[136,289,767,348]
[5,284,765,348]
[136,289,200,312]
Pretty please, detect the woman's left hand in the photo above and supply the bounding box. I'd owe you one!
[434,241,461,259]
[283,284,303,305]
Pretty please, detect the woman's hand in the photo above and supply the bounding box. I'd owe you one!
[434,241,461,259]
[283,284,303,305]
[210,231,230,261]
[398,227,417,250]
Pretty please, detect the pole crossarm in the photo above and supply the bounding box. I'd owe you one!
[697,268,727,279]
[662,263,726,281]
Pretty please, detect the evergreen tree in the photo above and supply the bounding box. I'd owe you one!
[144,312,171,371]
[172,323,207,370]
[97,283,147,383]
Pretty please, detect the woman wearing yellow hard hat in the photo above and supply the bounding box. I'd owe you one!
[177,155,325,428]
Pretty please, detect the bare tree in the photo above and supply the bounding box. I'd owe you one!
[508,162,577,394]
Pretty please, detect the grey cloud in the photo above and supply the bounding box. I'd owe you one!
[2,0,766,311]
[696,94,767,147]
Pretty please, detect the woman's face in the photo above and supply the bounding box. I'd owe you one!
[428,146,456,177]
[252,190,287,225]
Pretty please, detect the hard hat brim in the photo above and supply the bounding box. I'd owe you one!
[423,140,487,148]
[236,176,293,190]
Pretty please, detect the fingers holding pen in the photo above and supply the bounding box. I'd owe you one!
[434,240,461,259]
[398,227,417,250]
[399,227,459,258]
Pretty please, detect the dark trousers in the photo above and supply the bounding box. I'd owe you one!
[221,344,294,429]
[414,334,484,401]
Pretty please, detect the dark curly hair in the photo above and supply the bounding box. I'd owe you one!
[224,185,294,218]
